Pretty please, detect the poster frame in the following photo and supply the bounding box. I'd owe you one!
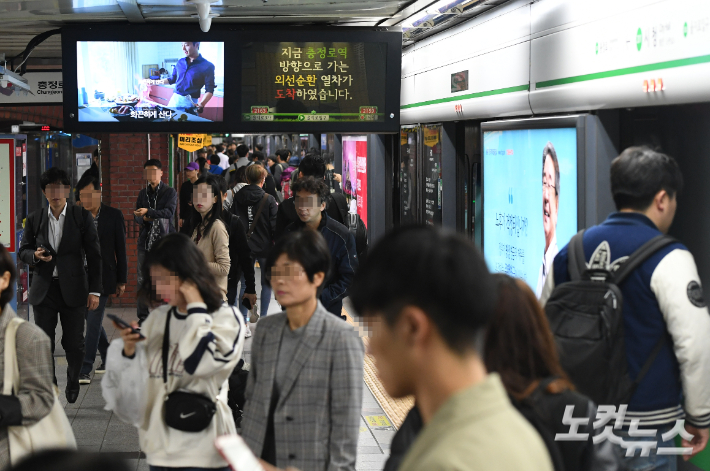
[0,139,16,252]
[479,115,586,260]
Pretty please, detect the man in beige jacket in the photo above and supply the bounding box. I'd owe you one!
[350,226,554,471]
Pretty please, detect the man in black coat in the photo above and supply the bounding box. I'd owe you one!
[133,159,177,322]
[286,177,358,318]
[215,177,257,336]
[18,167,102,403]
[274,154,349,240]
[75,173,128,384]
[232,164,277,321]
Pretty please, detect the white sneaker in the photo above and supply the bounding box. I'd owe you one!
[244,323,252,338]
[249,303,260,323]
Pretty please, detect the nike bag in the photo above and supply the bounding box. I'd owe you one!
[3,318,77,466]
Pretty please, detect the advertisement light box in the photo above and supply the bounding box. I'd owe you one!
[482,126,579,296]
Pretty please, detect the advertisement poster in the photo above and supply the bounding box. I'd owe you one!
[0,72,63,104]
[400,127,419,225]
[0,140,16,252]
[422,124,442,226]
[483,128,577,296]
[76,41,224,122]
[343,135,368,225]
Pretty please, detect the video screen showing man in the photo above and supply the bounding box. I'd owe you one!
[147,42,215,114]
[536,142,560,298]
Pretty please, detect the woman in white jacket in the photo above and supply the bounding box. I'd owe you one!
[103,233,245,471]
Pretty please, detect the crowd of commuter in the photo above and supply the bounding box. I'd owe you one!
[0,142,707,471]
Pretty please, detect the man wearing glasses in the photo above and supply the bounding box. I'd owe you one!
[536,142,560,299]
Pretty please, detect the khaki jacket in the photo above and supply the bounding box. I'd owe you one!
[399,374,554,471]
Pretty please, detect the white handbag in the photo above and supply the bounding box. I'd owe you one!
[3,317,77,466]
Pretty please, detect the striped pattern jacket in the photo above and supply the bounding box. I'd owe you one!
[241,302,364,471]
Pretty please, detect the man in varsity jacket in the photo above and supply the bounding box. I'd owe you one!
[541,147,710,469]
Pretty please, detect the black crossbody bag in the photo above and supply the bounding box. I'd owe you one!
[162,308,217,432]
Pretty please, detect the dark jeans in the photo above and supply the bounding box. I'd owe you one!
[613,426,678,471]
[137,247,149,322]
[33,279,86,391]
[80,295,109,375]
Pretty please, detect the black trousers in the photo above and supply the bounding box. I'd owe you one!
[137,246,149,322]
[33,279,86,390]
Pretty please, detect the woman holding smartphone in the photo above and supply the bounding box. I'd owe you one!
[241,230,364,471]
[103,233,244,471]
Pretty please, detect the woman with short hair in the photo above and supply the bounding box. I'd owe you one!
[241,230,364,471]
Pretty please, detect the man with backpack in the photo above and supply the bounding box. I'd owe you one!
[541,147,710,468]
[232,164,278,321]
[286,177,358,319]
[215,176,257,337]
[18,167,102,404]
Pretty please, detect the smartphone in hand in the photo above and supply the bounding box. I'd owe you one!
[107,314,145,339]
[215,434,264,471]
[39,245,56,257]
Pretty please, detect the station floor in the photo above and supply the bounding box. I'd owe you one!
[47,288,394,471]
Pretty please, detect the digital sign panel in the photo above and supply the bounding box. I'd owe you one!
[483,128,578,296]
[241,42,387,124]
[76,41,225,123]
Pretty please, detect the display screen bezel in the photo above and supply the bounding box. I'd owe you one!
[61,25,402,133]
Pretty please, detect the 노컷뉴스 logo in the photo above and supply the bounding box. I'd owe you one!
[556,404,694,456]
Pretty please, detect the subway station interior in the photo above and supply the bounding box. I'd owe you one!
[1,0,710,470]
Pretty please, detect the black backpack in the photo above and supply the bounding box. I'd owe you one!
[544,230,675,406]
[331,194,368,262]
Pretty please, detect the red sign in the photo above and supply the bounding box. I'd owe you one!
[355,140,368,227]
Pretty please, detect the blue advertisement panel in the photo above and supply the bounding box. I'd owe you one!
[483,128,577,296]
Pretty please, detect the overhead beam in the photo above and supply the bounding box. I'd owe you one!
[377,0,439,27]
[117,0,145,23]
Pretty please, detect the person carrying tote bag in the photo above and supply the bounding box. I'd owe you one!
[0,244,76,469]
[3,318,77,466]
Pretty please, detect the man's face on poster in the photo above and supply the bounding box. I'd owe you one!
[543,154,559,249]
[182,42,199,57]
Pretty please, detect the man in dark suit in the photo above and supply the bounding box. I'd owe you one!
[75,173,127,384]
[18,167,102,403]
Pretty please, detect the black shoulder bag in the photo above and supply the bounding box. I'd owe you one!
[163,308,217,432]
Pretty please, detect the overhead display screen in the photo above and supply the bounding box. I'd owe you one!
[76,41,225,123]
[483,128,578,297]
[241,42,387,123]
